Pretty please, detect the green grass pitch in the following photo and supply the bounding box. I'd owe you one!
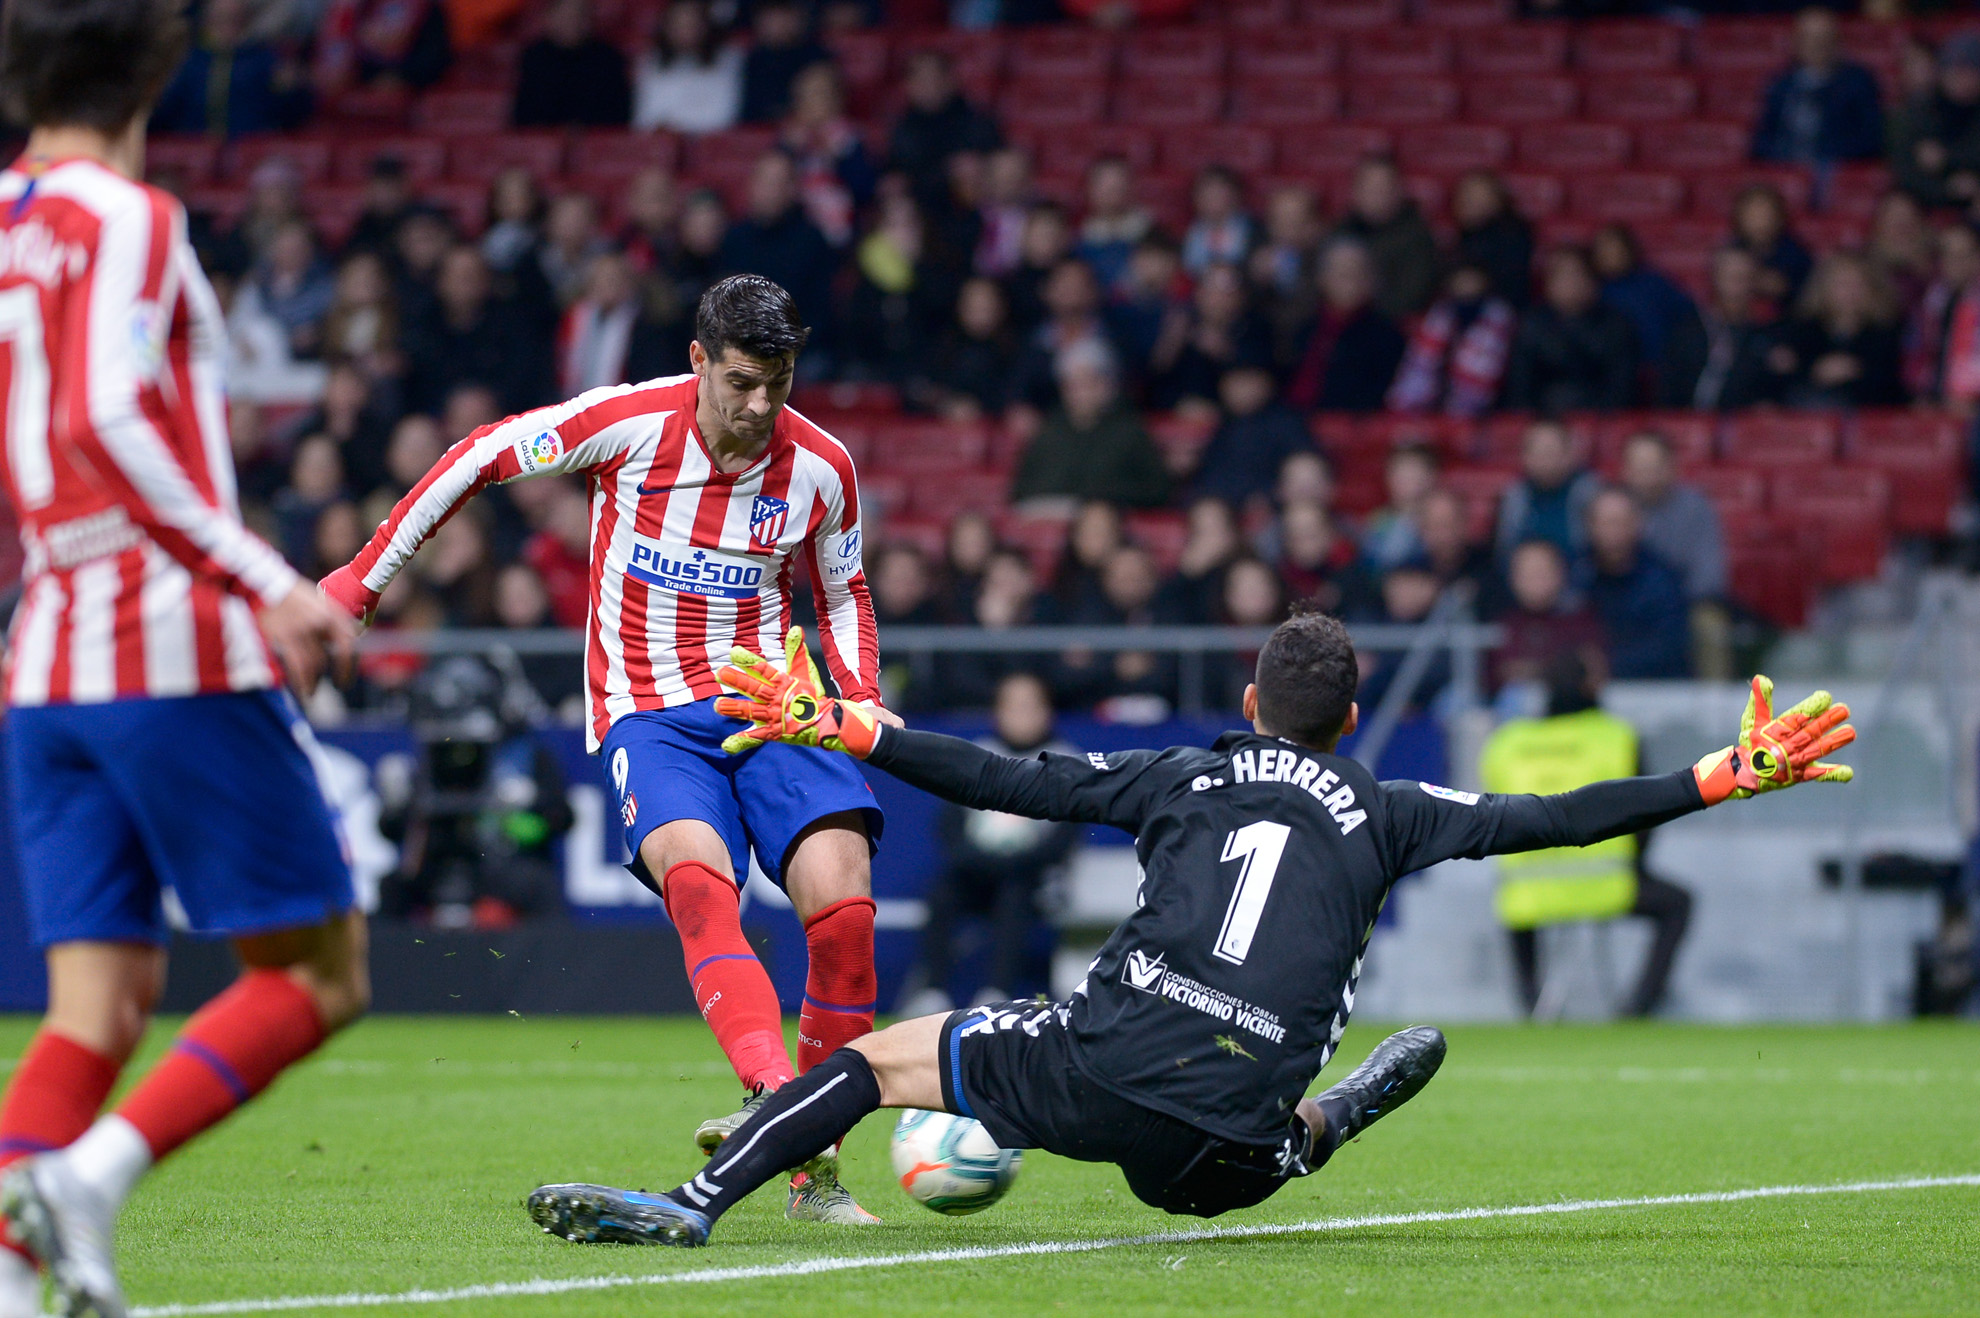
[2,1014,1975,1316]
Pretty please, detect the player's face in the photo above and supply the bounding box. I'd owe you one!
[693,343,795,444]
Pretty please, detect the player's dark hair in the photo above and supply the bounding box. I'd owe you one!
[695,273,810,364]
[1253,608,1359,748]
[0,0,187,132]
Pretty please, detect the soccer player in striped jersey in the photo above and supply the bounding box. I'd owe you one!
[0,4,368,1316]
[320,274,897,1224]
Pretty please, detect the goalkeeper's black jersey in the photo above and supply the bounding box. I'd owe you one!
[865,726,1704,1146]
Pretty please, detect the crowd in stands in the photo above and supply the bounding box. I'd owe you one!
[92,0,1980,718]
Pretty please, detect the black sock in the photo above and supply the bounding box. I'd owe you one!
[1307,1094,1355,1170]
[670,1048,882,1223]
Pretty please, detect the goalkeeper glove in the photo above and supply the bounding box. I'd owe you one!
[1692,674,1856,807]
[714,626,882,758]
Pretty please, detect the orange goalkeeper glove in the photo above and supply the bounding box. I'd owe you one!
[714,626,881,758]
[1692,675,1856,807]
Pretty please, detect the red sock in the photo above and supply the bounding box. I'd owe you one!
[114,969,325,1162]
[664,862,795,1093]
[0,1031,120,1260]
[798,896,876,1074]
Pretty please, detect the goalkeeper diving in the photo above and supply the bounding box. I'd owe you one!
[528,612,1855,1245]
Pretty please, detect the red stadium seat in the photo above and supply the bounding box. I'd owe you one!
[867,420,992,473]
[1159,125,1276,176]
[1346,76,1459,123]
[1230,75,1343,125]
[447,133,565,184]
[858,473,913,524]
[333,136,448,184]
[1231,29,1339,79]
[996,510,1073,577]
[1440,464,1518,514]
[1722,412,1839,465]
[1293,0,1403,27]
[910,471,1007,522]
[826,30,892,94]
[1583,73,1699,123]
[1688,168,1811,219]
[1501,172,1566,220]
[423,180,490,235]
[899,31,1007,103]
[568,131,680,185]
[682,127,778,175]
[1222,0,1293,27]
[1345,30,1454,77]
[1727,532,1815,627]
[1349,414,1476,461]
[1463,75,1579,124]
[1774,467,1893,581]
[1457,24,1568,75]
[1125,511,1191,572]
[1701,69,1774,121]
[1691,19,1795,74]
[1568,172,1686,222]
[1800,214,1866,251]
[1828,162,1894,219]
[1010,28,1117,80]
[1574,21,1685,73]
[1846,410,1966,535]
[146,137,220,185]
[1590,413,1717,468]
[1633,217,1724,253]
[1636,121,1750,171]
[306,186,368,247]
[1416,0,1512,27]
[1478,413,1591,464]
[1120,28,1228,79]
[1690,465,1767,517]
[1517,123,1633,172]
[411,89,509,135]
[1112,77,1225,127]
[998,76,1108,129]
[228,137,331,183]
[1278,124,1393,174]
[1396,124,1512,173]
[1029,123,1158,176]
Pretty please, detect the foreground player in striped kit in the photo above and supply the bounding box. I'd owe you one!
[0,4,369,1316]
[320,274,896,1224]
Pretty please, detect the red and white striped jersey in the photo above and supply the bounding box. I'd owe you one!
[0,157,298,706]
[334,374,880,750]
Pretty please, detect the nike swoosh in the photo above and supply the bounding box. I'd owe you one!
[636,484,670,497]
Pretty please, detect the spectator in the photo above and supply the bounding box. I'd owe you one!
[781,63,877,248]
[720,152,837,348]
[320,250,403,387]
[1661,246,1782,411]
[557,251,640,395]
[1769,250,1906,408]
[1592,224,1694,370]
[1617,431,1727,604]
[1050,500,1127,618]
[740,0,828,125]
[1386,262,1516,418]
[664,188,730,320]
[1417,487,1495,600]
[537,193,611,310]
[1249,448,1339,562]
[1451,170,1534,308]
[1891,33,1980,207]
[1908,221,1980,407]
[1075,545,1179,711]
[1011,341,1169,509]
[481,167,546,276]
[943,510,1000,618]
[391,207,455,325]
[1076,157,1154,295]
[943,548,1050,707]
[1751,6,1884,166]
[1000,201,1074,339]
[1207,556,1288,707]
[288,361,394,497]
[1360,443,1441,576]
[405,245,554,413]
[1491,539,1606,692]
[872,544,945,628]
[241,220,336,362]
[152,0,310,137]
[230,158,308,271]
[1504,245,1639,413]
[1730,183,1814,308]
[1577,488,1691,680]
[1147,262,1272,409]
[512,0,632,128]
[619,168,680,275]
[1163,496,1244,624]
[1009,257,1118,412]
[974,146,1035,278]
[1885,32,1943,182]
[1109,234,1186,378]
[903,671,1080,1013]
[522,481,594,627]
[632,0,742,134]
[344,157,419,259]
[1276,500,1370,617]
[370,413,446,529]
[1284,240,1407,413]
[927,277,1018,418]
[1495,419,1599,562]
[1869,190,1935,320]
[1249,185,1326,366]
[313,0,452,95]
[889,49,1002,210]
[845,191,955,385]
[1189,365,1311,511]
[493,562,584,713]
[1334,156,1440,321]
[440,383,504,446]
[1181,166,1255,276]
[276,436,348,570]
[311,501,367,582]
[1357,564,1449,713]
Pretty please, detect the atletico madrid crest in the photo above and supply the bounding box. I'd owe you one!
[749,495,790,551]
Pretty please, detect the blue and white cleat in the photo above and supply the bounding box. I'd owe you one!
[0,1156,125,1318]
[526,1183,709,1248]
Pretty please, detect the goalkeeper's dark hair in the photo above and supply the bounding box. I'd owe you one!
[1,0,187,131]
[1253,607,1359,748]
[696,274,810,364]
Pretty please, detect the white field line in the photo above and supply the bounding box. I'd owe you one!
[130,1173,1980,1317]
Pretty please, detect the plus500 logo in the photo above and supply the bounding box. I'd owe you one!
[626,542,765,599]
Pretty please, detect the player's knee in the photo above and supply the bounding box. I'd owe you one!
[293,958,369,1032]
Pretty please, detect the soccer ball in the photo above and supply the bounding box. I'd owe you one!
[889,1109,1022,1215]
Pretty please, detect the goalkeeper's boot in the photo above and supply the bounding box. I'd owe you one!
[694,1088,770,1158]
[526,1184,709,1248]
[0,1243,40,1318]
[1313,1026,1447,1154]
[0,1156,125,1318]
[786,1146,881,1225]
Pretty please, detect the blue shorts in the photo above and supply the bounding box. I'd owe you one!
[601,698,882,890]
[4,689,354,949]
